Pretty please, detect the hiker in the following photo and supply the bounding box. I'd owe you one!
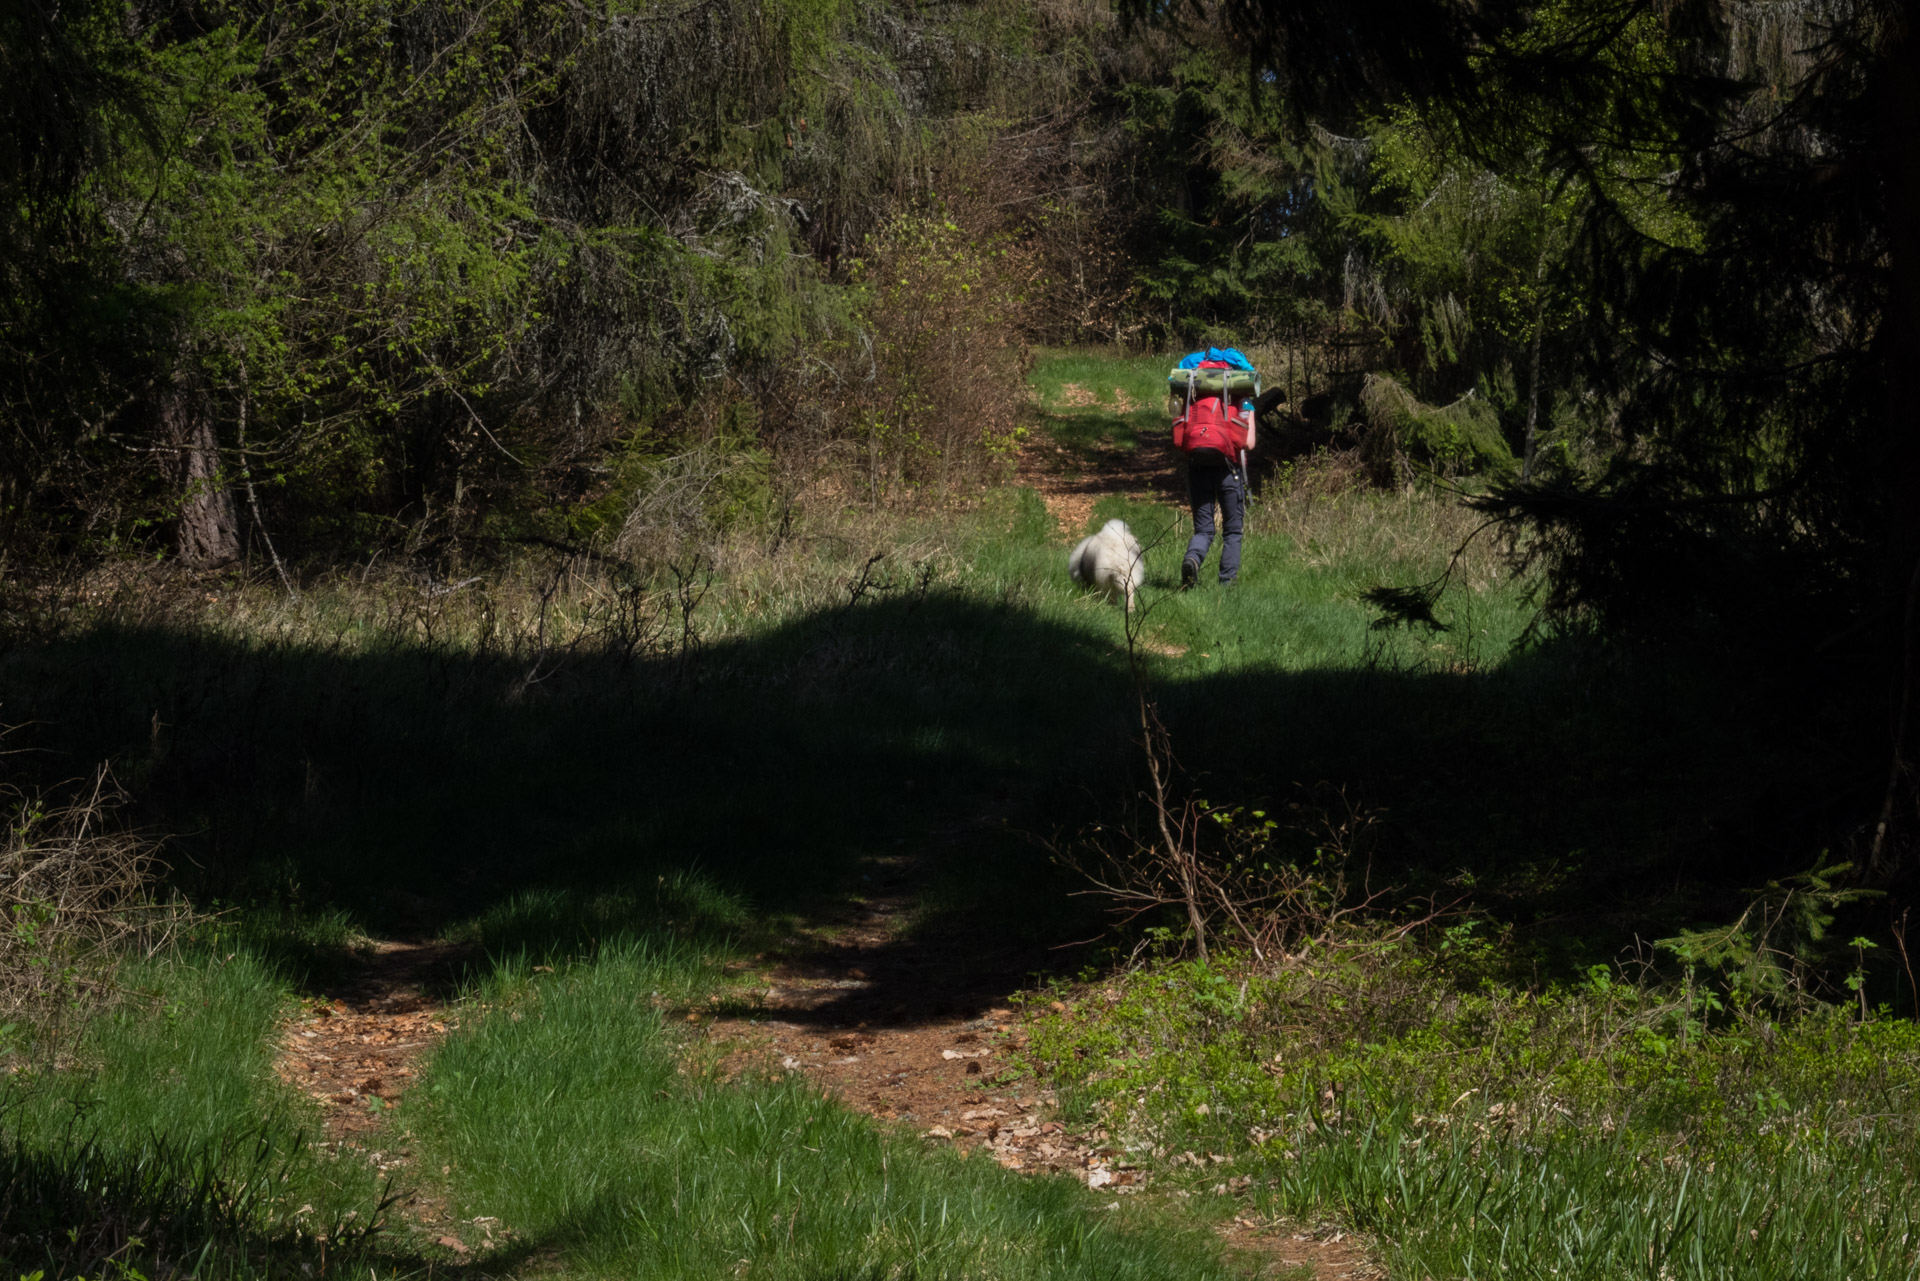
[1170,347,1285,588]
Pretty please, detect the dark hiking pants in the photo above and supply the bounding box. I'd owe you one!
[1184,463,1243,584]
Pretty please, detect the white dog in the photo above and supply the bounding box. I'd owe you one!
[1068,519,1146,612]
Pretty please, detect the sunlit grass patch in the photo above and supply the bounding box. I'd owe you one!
[991,485,1533,675]
[1027,348,1178,458]
[1021,954,1920,1280]
[1028,347,1178,415]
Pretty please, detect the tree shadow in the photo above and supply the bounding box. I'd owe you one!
[0,578,1876,996]
[0,1123,545,1280]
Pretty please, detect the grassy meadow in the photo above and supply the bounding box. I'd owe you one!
[0,349,1911,1278]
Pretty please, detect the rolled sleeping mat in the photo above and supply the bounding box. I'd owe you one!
[1168,367,1258,400]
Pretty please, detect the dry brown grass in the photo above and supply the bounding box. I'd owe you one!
[1262,455,1518,596]
[0,496,977,702]
[838,211,1030,506]
[1,766,191,1046]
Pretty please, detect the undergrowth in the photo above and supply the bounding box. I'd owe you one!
[1020,939,1920,1277]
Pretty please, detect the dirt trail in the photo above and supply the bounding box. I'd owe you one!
[708,883,1097,1176]
[269,890,1372,1272]
[1017,399,1186,536]
[271,920,1374,1274]
[706,887,1379,1280]
[266,410,1373,1270]
[272,940,475,1247]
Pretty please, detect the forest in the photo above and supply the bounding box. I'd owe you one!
[4,0,1920,1277]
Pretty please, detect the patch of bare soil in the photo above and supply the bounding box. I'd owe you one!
[1017,413,1185,537]
[708,890,1103,1175]
[272,940,474,1246]
[708,895,1377,1279]
[1217,1217,1382,1280]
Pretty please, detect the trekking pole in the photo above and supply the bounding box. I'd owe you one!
[1242,372,1257,537]
[1239,447,1251,539]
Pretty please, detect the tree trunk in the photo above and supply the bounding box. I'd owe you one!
[1520,240,1550,481]
[162,372,240,567]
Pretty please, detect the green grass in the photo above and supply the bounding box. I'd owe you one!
[404,944,1233,1279]
[1068,489,1526,670]
[1025,346,1178,457]
[450,874,764,975]
[0,953,395,1278]
[1277,1116,1919,1280]
[1022,953,1920,1280]
[1028,347,1178,415]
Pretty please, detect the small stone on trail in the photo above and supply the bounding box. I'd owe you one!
[925,1126,953,1139]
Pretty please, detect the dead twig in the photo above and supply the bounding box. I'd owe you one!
[1,765,195,1053]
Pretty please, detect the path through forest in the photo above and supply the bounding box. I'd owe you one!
[264,425,1377,1276]
[700,873,1380,1280]
[1017,382,1186,534]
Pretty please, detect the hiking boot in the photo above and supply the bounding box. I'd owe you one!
[1180,558,1200,590]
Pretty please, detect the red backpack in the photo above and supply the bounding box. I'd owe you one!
[1172,362,1251,465]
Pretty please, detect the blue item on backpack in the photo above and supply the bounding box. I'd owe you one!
[1176,347,1255,372]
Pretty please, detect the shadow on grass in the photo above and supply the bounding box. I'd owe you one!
[0,579,1880,1002]
[0,1123,525,1281]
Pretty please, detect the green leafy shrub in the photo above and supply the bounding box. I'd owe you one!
[1360,374,1515,477]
